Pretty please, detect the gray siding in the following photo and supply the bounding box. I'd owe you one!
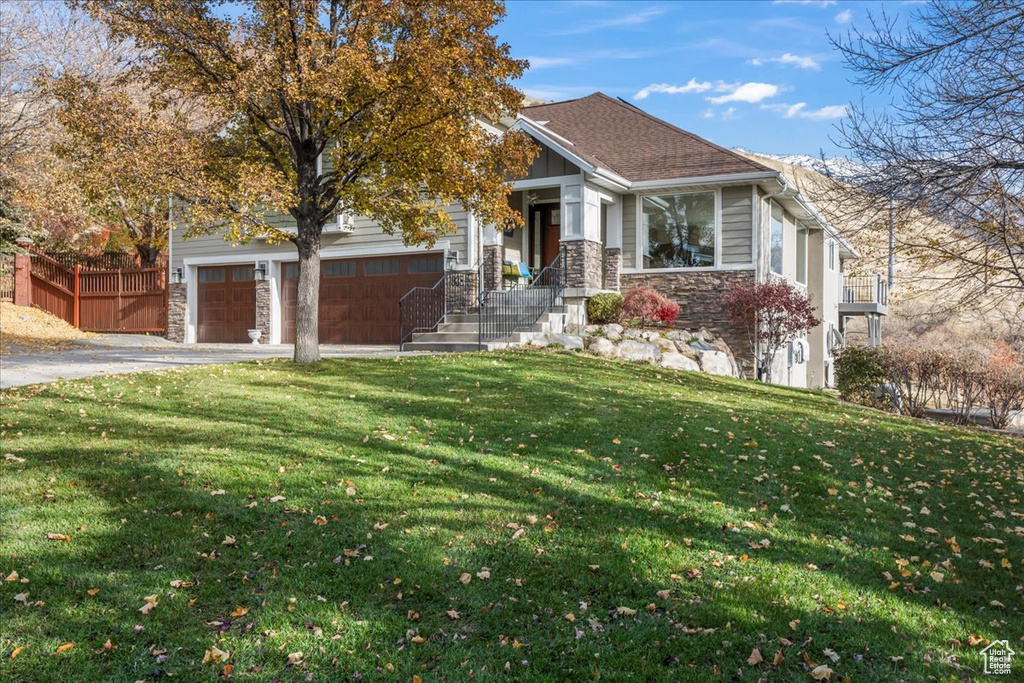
[721,185,753,264]
[524,144,580,181]
[621,194,637,268]
[171,205,469,270]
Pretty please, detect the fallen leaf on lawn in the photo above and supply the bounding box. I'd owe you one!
[967,634,985,647]
[210,490,226,496]
[617,606,637,616]
[747,648,764,665]
[990,600,1005,608]
[269,496,286,503]
[823,648,839,663]
[221,536,236,546]
[564,613,576,622]
[413,676,422,683]
[13,592,29,604]
[46,533,70,542]
[222,664,233,677]
[139,602,156,614]
[230,606,249,618]
[5,571,18,582]
[458,573,472,585]
[445,610,460,620]
[476,569,491,580]
[789,620,800,630]
[411,636,426,644]
[10,646,24,659]
[87,588,100,596]
[929,571,944,583]
[655,590,671,599]
[809,664,833,680]
[102,639,116,651]
[313,516,327,526]
[512,528,526,540]
[345,487,356,496]
[203,646,230,664]
[56,643,75,654]
[773,650,785,666]
[286,652,303,665]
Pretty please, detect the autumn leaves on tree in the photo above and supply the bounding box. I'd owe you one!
[77,0,535,362]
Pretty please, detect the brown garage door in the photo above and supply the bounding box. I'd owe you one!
[197,265,256,343]
[281,254,444,344]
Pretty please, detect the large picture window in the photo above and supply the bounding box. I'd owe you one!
[642,191,716,269]
[770,202,784,275]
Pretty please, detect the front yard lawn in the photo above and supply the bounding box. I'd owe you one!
[1,351,1021,681]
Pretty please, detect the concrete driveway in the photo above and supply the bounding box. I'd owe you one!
[0,335,422,388]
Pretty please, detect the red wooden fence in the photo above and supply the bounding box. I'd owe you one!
[24,252,167,333]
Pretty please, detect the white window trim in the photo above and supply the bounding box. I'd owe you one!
[633,188,723,272]
[769,200,785,277]
[795,223,808,286]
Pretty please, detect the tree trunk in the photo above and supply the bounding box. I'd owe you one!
[135,243,161,267]
[293,228,321,363]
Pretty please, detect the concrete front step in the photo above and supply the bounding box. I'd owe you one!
[405,308,568,353]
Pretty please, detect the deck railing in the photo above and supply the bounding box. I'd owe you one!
[477,248,565,346]
[842,274,888,306]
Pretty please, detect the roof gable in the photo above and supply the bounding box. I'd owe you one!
[521,93,771,183]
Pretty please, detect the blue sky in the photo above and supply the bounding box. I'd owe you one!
[498,0,912,156]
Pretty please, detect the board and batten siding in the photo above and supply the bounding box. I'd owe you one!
[720,185,753,265]
[524,144,581,181]
[170,205,470,271]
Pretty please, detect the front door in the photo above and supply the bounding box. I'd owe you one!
[541,204,561,267]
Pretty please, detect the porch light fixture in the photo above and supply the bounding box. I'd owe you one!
[171,267,183,284]
[446,251,458,270]
[254,262,267,281]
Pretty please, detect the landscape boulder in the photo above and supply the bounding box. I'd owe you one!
[588,337,620,358]
[618,340,661,363]
[696,350,732,376]
[660,352,700,372]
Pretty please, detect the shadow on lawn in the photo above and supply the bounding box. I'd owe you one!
[2,352,1020,682]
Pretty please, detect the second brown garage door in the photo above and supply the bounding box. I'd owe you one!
[281,254,443,344]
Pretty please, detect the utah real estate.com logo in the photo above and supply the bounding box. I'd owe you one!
[981,640,1015,676]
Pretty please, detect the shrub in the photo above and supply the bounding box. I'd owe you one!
[622,286,678,327]
[835,345,886,405]
[586,292,624,325]
[724,280,819,383]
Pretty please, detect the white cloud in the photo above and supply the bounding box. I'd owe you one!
[634,79,712,100]
[763,102,849,120]
[721,107,738,121]
[835,8,853,23]
[707,82,780,104]
[525,57,576,70]
[773,0,837,6]
[554,7,666,35]
[749,53,821,70]
[701,109,715,119]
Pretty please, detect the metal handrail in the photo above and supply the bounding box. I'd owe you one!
[398,269,477,349]
[478,247,565,348]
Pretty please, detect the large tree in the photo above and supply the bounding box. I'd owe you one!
[830,0,1024,324]
[81,0,535,362]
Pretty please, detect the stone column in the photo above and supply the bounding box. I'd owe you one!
[255,280,272,342]
[603,247,621,291]
[561,239,603,290]
[166,282,187,343]
[483,245,503,291]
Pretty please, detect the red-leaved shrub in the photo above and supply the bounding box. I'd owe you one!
[623,286,679,327]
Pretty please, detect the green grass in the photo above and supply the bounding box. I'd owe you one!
[1,351,1021,682]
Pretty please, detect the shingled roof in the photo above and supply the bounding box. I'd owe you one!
[520,92,772,183]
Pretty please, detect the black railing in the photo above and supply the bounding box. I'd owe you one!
[842,274,888,306]
[478,248,565,346]
[398,269,477,349]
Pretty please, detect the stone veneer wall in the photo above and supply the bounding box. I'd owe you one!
[483,245,503,291]
[603,247,621,291]
[620,269,756,377]
[255,280,272,341]
[562,239,603,290]
[166,282,187,343]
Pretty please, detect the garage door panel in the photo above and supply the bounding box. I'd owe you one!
[280,254,442,344]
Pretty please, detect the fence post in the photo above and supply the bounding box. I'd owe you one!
[14,253,32,307]
[73,264,81,328]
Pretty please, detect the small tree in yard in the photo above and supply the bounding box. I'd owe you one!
[81,0,536,363]
[725,281,819,383]
[623,286,679,327]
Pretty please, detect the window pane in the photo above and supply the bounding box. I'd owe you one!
[232,266,255,281]
[770,203,784,275]
[643,192,715,269]
[366,258,398,275]
[323,261,354,277]
[409,256,443,273]
[199,268,225,282]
